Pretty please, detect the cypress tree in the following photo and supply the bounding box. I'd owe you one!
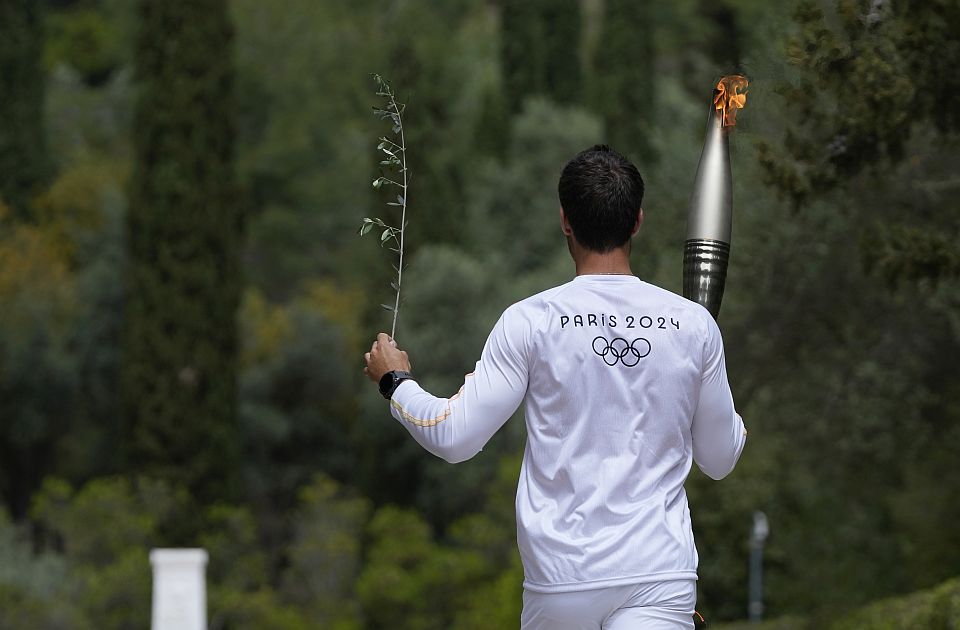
[0,0,48,218]
[121,0,241,502]
[473,85,510,159]
[500,0,582,113]
[592,0,656,161]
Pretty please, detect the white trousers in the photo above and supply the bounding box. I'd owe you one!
[521,579,696,630]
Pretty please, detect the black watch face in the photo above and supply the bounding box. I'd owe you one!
[379,372,395,395]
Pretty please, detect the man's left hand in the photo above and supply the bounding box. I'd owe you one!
[364,332,412,383]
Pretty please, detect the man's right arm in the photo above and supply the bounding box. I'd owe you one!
[386,307,529,464]
[691,315,746,480]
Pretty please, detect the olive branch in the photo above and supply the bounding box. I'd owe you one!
[359,74,408,338]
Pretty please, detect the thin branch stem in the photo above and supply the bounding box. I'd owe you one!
[390,91,407,339]
[360,75,409,339]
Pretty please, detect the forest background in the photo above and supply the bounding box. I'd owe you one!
[1,0,959,628]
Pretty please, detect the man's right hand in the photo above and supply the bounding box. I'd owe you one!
[364,332,412,384]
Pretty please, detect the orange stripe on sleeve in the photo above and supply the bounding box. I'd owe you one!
[391,373,474,428]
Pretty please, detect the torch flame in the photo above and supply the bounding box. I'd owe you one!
[714,75,749,127]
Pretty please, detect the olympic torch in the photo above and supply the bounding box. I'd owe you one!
[682,75,748,320]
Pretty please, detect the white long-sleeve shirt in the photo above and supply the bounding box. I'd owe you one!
[389,274,746,593]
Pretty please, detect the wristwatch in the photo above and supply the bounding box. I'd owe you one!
[379,370,413,400]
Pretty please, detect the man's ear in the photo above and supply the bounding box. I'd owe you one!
[632,208,644,235]
[560,207,573,236]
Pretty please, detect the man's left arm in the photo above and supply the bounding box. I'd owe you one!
[364,310,529,463]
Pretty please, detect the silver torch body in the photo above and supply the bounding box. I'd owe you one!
[683,87,735,320]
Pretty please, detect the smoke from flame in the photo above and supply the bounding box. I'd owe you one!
[714,75,749,127]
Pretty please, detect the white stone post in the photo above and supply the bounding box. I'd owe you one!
[150,548,209,630]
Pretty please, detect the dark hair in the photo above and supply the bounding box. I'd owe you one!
[557,145,644,252]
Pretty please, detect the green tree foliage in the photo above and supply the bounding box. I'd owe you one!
[238,288,360,508]
[278,475,370,629]
[355,455,523,630]
[0,217,79,517]
[0,84,129,514]
[376,0,499,251]
[230,0,498,296]
[591,0,656,160]
[230,0,380,297]
[0,584,86,630]
[45,4,130,87]
[830,576,960,630]
[121,0,242,503]
[199,503,268,593]
[30,477,186,629]
[761,0,960,195]
[0,0,48,219]
[468,99,602,273]
[208,589,314,630]
[714,576,960,630]
[357,506,489,630]
[203,502,316,629]
[500,0,582,113]
[445,455,524,630]
[45,165,128,483]
[757,0,960,282]
[0,507,78,628]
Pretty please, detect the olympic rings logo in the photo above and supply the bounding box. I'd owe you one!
[591,336,651,367]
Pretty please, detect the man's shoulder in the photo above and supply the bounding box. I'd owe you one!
[640,280,712,314]
[508,281,577,315]
[492,281,577,335]
[639,281,717,339]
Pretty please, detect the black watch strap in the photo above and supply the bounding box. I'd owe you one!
[379,370,413,400]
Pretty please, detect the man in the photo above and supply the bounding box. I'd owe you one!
[364,145,746,629]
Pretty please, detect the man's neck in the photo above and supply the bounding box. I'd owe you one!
[572,245,634,276]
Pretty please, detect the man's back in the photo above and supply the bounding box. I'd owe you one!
[500,274,741,591]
